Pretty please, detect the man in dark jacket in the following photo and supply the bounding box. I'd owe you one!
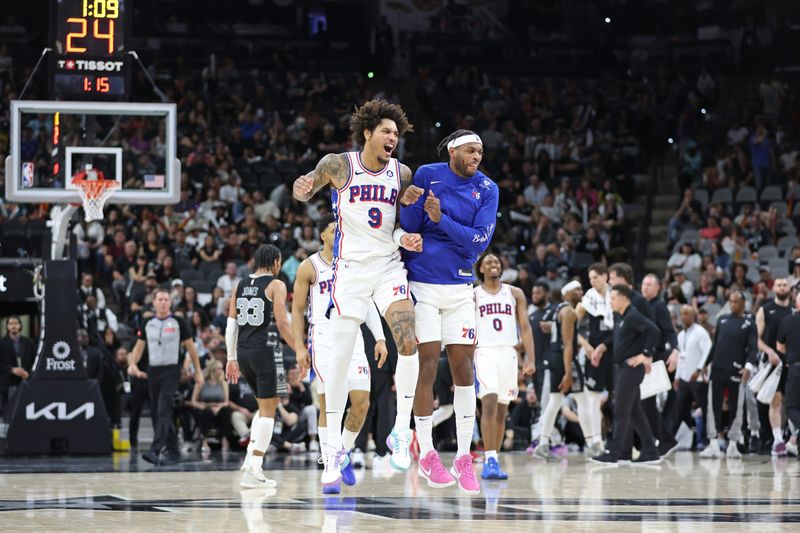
[0,315,36,411]
[591,284,661,465]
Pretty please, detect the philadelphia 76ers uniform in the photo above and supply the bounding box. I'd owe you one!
[474,284,520,404]
[330,151,410,320]
[399,162,498,346]
[307,252,372,393]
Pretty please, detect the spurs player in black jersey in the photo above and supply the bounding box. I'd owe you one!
[755,277,791,456]
[225,244,297,489]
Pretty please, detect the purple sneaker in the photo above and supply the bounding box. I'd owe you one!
[772,442,788,457]
[550,444,568,458]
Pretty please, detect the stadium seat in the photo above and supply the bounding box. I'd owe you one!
[180,270,204,283]
[175,259,195,273]
[794,203,800,217]
[770,201,788,216]
[756,246,778,260]
[734,186,757,207]
[693,189,709,211]
[701,303,722,326]
[778,236,800,256]
[768,257,790,278]
[570,251,594,271]
[679,229,699,243]
[193,280,215,294]
[710,187,732,205]
[759,185,783,207]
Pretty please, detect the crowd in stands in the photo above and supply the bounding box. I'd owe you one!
[666,74,799,322]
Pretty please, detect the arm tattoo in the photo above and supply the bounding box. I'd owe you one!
[388,309,416,355]
[315,153,349,191]
[399,164,413,192]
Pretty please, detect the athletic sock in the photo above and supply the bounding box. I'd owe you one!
[247,415,259,453]
[394,352,419,432]
[773,427,784,445]
[485,450,498,461]
[432,404,454,426]
[540,392,564,442]
[454,385,476,457]
[325,315,360,452]
[318,426,328,450]
[251,416,275,457]
[342,429,359,452]
[414,415,434,456]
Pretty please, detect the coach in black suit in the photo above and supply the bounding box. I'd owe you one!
[0,316,36,410]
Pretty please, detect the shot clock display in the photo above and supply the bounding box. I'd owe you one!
[50,0,131,100]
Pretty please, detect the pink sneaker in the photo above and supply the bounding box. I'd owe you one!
[450,453,480,494]
[418,450,455,488]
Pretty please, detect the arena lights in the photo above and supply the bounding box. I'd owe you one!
[435,121,442,128]
[668,137,674,144]
[367,71,375,79]
[604,17,611,24]
[701,108,708,115]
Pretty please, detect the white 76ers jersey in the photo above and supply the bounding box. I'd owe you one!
[308,253,335,326]
[475,284,519,348]
[331,151,400,262]
[307,252,364,348]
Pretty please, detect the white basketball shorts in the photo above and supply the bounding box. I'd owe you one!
[309,323,371,394]
[475,346,519,404]
[411,281,476,346]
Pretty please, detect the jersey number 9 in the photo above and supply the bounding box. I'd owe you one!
[367,207,382,228]
[237,298,265,326]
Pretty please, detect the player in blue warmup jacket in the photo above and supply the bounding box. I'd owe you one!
[398,130,498,493]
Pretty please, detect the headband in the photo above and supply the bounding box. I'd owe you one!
[561,280,582,296]
[447,134,483,150]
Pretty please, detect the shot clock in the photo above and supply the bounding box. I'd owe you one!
[50,0,131,100]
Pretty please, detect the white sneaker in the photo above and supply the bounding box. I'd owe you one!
[699,441,722,459]
[786,440,798,457]
[321,447,345,486]
[309,440,320,453]
[726,440,742,460]
[240,464,278,489]
[386,429,412,471]
[241,443,257,473]
[352,448,366,469]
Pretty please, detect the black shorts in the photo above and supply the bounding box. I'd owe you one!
[582,350,615,392]
[239,346,287,399]
[779,362,788,394]
[547,350,584,394]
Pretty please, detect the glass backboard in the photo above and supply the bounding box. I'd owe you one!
[5,100,179,204]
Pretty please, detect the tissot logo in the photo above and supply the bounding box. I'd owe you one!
[56,60,124,72]
[25,402,95,421]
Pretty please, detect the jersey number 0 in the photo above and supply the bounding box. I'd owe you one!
[236,298,265,326]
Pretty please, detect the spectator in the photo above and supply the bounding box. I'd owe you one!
[216,262,241,297]
[524,175,549,206]
[79,272,106,308]
[77,329,104,380]
[198,235,222,266]
[0,316,35,410]
[191,359,233,455]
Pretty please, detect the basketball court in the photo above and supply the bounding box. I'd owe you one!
[0,452,797,530]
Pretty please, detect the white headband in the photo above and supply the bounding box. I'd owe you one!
[561,280,582,296]
[447,134,483,150]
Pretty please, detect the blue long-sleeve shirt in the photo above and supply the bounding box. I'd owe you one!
[400,162,498,284]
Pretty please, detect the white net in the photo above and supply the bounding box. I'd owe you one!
[74,179,119,222]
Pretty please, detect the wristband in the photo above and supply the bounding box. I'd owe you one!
[392,228,407,246]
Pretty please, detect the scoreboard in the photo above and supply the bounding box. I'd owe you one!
[49,0,131,100]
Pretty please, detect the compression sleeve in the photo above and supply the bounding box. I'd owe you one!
[225,317,239,362]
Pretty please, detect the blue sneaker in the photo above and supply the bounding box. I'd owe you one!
[341,453,356,486]
[493,458,509,480]
[323,479,341,494]
[481,457,508,480]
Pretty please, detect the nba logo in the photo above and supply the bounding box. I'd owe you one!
[21,162,34,188]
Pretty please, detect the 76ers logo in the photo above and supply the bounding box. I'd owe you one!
[393,285,407,296]
[462,326,476,339]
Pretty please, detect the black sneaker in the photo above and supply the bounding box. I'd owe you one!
[618,453,632,464]
[747,435,761,454]
[141,451,160,465]
[632,451,662,465]
[657,438,679,457]
[590,452,619,466]
[159,452,180,465]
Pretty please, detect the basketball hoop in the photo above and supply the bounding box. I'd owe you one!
[72,167,119,222]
